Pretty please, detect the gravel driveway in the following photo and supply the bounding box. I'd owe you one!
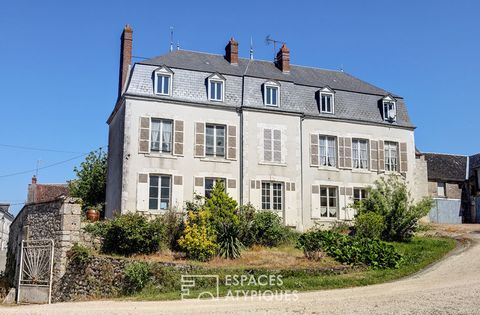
[2,230,480,315]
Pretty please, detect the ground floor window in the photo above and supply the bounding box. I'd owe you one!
[149,174,171,210]
[262,181,283,211]
[353,188,368,203]
[204,177,225,198]
[320,186,338,218]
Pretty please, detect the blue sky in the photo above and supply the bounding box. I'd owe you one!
[1,0,479,214]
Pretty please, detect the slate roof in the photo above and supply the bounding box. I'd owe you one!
[424,153,468,182]
[126,50,414,128]
[469,153,480,177]
[0,203,14,221]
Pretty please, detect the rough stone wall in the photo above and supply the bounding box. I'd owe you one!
[5,197,81,287]
[413,155,429,202]
[446,183,462,199]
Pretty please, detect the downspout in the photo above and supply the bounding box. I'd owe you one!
[239,59,252,206]
[300,114,305,230]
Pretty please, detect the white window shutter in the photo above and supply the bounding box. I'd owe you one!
[249,179,262,209]
[227,125,237,160]
[344,137,352,169]
[338,137,345,168]
[136,173,149,211]
[273,129,282,163]
[263,129,272,162]
[400,142,408,173]
[311,185,320,218]
[370,140,378,171]
[310,134,319,167]
[193,176,204,197]
[194,122,205,157]
[172,175,184,211]
[138,117,150,154]
[378,140,385,172]
[227,179,237,199]
[173,120,184,156]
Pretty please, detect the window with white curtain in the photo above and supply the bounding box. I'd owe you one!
[155,73,171,95]
[319,135,336,167]
[384,141,398,171]
[150,119,173,153]
[320,186,338,218]
[352,139,369,169]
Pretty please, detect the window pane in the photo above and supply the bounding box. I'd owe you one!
[149,175,159,210]
[163,76,169,94]
[216,126,225,157]
[273,183,282,210]
[162,120,172,152]
[262,182,271,210]
[150,120,161,152]
[272,87,277,105]
[205,125,214,156]
[266,87,271,104]
[216,82,222,100]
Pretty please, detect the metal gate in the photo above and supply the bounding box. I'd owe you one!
[17,239,54,304]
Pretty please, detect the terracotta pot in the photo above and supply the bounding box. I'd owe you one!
[86,209,100,222]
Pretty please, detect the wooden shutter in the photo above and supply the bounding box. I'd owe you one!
[273,129,281,163]
[249,179,261,209]
[138,117,150,154]
[344,137,352,168]
[338,137,345,168]
[370,140,378,171]
[194,122,205,157]
[310,134,319,167]
[136,173,149,211]
[172,175,184,210]
[173,120,184,156]
[227,125,237,160]
[227,179,237,199]
[193,176,204,196]
[311,185,320,218]
[263,129,272,162]
[400,142,408,173]
[378,140,385,172]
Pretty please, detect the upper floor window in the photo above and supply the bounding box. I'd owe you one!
[262,181,283,211]
[153,66,173,96]
[382,95,397,122]
[207,73,225,102]
[205,124,225,157]
[150,119,172,153]
[319,135,337,167]
[263,128,282,163]
[352,139,369,169]
[264,81,280,107]
[149,174,171,210]
[384,141,398,172]
[319,87,335,114]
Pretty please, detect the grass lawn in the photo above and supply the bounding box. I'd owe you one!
[126,236,456,301]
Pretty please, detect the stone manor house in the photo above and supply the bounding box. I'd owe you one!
[106,25,423,230]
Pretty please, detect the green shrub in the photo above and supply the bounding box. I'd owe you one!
[217,221,243,259]
[203,181,239,231]
[237,204,256,247]
[158,209,185,251]
[250,211,291,247]
[354,212,385,239]
[148,265,180,293]
[178,209,218,261]
[124,261,150,294]
[297,230,402,269]
[352,175,433,242]
[69,243,91,265]
[101,213,165,256]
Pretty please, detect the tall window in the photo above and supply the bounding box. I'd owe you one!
[319,135,337,167]
[262,182,283,211]
[205,124,225,157]
[149,175,171,210]
[320,186,338,218]
[264,129,282,163]
[352,139,369,169]
[204,178,226,198]
[264,85,279,106]
[209,80,223,101]
[383,101,396,121]
[155,73,171,95]
[150,119,173,153]
[353,188,368,203]
[320,93,334,113]
[384,141,398,171]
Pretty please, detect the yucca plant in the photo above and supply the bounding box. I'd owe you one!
[217,221,243,259]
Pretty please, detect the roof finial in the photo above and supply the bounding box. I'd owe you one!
[169,26,174,52]
[177,41,180,51]
[250,36,254,60]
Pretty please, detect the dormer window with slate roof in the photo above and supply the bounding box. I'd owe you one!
[207,73,225,102]
[154,66,173,96]
[263,81,280,107]
[382,95,397,122]
[319,87,335,114]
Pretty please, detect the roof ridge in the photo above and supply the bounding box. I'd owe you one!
[423,152,468,157]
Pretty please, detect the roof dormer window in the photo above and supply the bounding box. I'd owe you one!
[319,87,335,114]
[207,73,225,102]
[153,66,173,96]
[264,81,280,107]
[382,95,397,122]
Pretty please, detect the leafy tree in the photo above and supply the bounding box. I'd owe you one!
[69,149,107,210]
[353,175,433,242]
[202,181,239,230]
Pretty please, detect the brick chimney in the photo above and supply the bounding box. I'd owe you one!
[31,175,37,184]
[276,44,290,73]
[118,24,133,98]
[225,37,238,64]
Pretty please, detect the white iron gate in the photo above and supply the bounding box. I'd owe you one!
[17,239,54,304]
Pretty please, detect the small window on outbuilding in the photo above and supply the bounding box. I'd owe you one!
[437,182,446,197]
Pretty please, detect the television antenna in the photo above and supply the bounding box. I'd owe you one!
[265,35,285,61]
